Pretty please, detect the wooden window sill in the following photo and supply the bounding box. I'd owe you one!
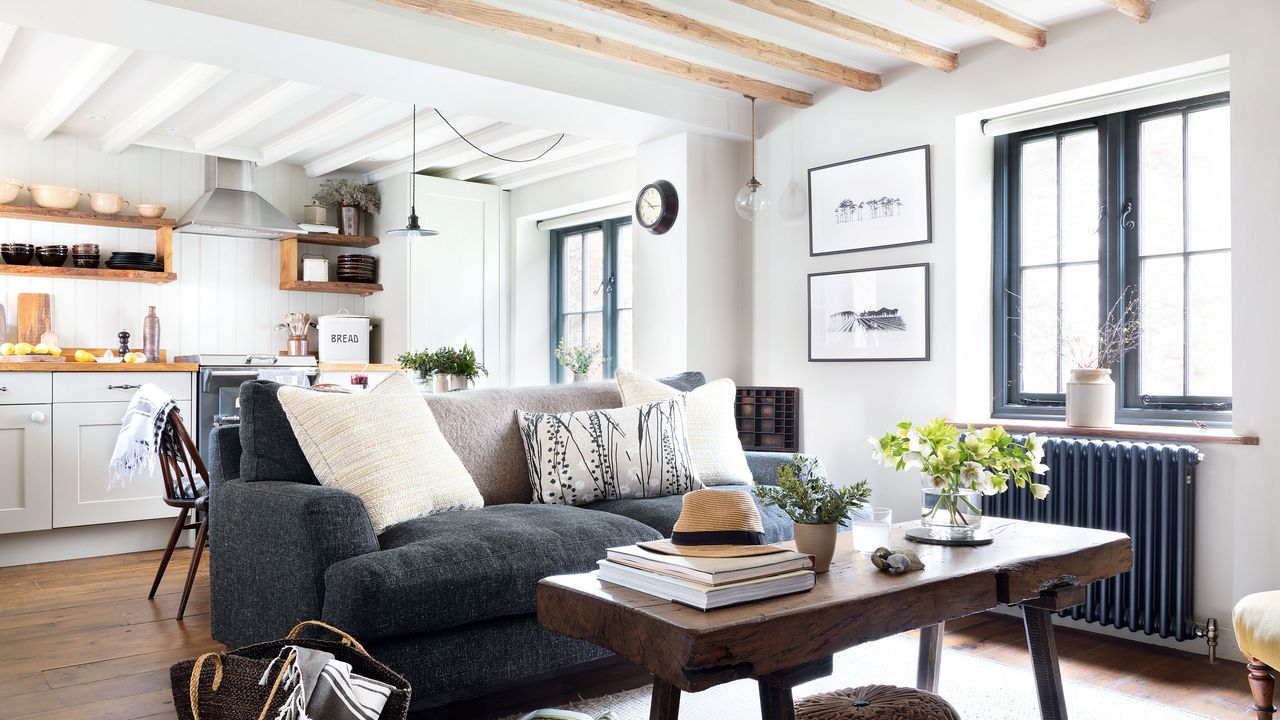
[950,418,1258,446]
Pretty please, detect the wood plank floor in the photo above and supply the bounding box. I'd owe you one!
[0,550,1254,719]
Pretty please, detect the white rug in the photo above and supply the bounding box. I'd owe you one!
[501,635,1209,720]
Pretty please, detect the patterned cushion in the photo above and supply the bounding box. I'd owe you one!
[517,397,702,506]
[616,369,753,486]
[277,373,483,533]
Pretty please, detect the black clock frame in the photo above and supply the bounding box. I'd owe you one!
[635,179,678,235]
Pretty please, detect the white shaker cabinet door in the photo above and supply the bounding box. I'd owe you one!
[0,404,53,534]
[52,400,192,528]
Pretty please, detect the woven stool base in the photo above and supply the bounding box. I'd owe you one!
[794,684,960,720]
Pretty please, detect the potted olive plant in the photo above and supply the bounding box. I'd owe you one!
[755,455,871,572]
[313,179,380,236]
[554,339,601,382]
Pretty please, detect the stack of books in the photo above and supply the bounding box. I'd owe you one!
[596,545,816,611]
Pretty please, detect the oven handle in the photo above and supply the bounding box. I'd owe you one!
[201,368,317,392]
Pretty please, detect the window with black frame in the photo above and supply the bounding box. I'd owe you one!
[550,217,633,382]
[993,92,1231,424]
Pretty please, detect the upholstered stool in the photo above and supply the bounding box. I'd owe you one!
[795,685,960,720]
[1234,591,1280,718]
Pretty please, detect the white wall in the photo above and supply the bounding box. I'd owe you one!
[0,129,363,354]
[750,0,1279,660]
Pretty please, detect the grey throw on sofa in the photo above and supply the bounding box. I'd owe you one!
[207,373,822,710]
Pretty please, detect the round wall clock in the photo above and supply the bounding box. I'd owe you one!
[635,179,679,235]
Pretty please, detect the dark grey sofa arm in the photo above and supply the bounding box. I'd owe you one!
[209,480,379,648]
[746,451,827,486]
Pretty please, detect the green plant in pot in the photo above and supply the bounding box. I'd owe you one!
[312,179,380,236]
[756,455,871,572]
[870,419,1049,542]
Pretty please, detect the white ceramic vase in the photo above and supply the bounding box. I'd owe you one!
[1066,368,1115,428]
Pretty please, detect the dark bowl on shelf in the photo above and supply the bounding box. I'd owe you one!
[2,244,34,265]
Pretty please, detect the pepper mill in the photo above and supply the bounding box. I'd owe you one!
[143,306,160,362]
[117,330,131,357]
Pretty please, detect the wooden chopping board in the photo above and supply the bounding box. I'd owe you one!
[17,293,50,345]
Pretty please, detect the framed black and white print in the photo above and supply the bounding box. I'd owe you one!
[808,145,931,256]
[808,263,930,362]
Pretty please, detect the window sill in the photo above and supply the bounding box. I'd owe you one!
[950,418,1258,446]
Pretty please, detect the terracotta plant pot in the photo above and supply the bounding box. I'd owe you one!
[793,522,838,573]
[339,205,361,235]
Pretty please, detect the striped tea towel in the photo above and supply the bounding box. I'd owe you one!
[108,383,176,489]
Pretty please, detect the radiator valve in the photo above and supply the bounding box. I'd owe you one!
[1196,618,1220,664]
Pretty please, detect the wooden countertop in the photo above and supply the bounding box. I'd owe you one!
[0,361,197,372]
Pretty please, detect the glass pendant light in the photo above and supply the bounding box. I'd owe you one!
[388,104,438,238]
[734,95,767,221]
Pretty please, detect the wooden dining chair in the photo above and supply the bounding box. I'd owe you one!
[148,407,210,620]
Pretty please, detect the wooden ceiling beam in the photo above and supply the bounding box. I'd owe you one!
[1098,0,1153,22]
[729,0,956,73]
[373,0,814,107]
[904,0,1046,51]
[567,0,879,90]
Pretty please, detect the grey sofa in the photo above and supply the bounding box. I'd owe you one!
[207,373,815,710]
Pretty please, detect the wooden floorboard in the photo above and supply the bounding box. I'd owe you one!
[0,549,1255,719]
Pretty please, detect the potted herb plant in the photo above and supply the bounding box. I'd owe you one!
[755,455,871,572]
[554,340,601,382]
[871,419,1050,542]
[313,179,381,236]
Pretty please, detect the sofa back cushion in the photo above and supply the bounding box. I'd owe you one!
[239,380,319,484]
[424,382,622,505]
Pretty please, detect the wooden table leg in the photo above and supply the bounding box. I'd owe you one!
[650,678,681,720]
[1022,605,1068,720]
[917,621,944,693]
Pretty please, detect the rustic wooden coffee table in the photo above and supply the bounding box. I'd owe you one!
[537,518,1131,720]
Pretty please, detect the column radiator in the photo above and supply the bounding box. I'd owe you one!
[984,437,1203,641]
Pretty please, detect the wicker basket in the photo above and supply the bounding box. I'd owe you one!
[171,621,410,720]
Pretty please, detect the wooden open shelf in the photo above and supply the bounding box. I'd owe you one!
[279,233,380,296]
[0,204,175,284]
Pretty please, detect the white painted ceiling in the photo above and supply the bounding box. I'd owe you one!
[0,0,1123,188]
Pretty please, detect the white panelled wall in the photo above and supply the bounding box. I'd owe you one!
[0,128,364,354]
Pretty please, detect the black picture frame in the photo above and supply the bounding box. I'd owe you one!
[808,145,932,257]
[807,262,931,362]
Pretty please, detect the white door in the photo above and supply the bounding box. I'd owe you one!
[52,400,193,528]
[0,404,53,534]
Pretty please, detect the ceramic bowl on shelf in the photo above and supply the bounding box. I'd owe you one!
[1,243,34,265]
[88,193,128,215]
[0,178,22,204]
[27,185,82,210]
[136,204,166,218]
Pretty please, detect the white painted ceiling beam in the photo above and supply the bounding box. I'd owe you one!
[363,124,552,184]
[134,132,262,163]
[100,63,231,153]
[258,96,392,167]
[493,146,637,190]
[442,136,611,181]
[25,43,133,142]
[194,80,317,152]
[0,24,18,66]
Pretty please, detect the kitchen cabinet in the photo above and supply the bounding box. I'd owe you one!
[0,404,53,534]
[51,399,192,528]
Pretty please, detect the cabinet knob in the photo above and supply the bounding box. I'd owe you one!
[107,384,142,390]
[29,411,45,424]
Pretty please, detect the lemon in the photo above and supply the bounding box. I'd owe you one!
[14,342,34,355]
[74,349,95,363]
[33,343,51,355]
[0,343,13,356]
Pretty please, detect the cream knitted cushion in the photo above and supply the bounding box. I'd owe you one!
[277,373,482,533]
[616,369,753,486]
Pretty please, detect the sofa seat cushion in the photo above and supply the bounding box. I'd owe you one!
[586,488,796,544]
[321,504,661,640]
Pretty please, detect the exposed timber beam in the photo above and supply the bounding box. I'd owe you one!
[729,0,957,72]
[25,43,133,142]
[904,0,1045,51]
[373,0,815,106]
[194,80,317,151]
[1098,0,1153,22]
[259,96,392,166]
[101,63,231,153]
[567,0,879,90]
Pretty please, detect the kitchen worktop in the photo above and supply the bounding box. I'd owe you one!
[0,361,197,372]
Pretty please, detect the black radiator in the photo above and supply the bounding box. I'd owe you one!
[984,437,1203,641]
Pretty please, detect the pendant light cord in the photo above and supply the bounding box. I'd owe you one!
[434,108,566,163]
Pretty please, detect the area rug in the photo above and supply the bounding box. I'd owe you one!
[500,634,1209,720]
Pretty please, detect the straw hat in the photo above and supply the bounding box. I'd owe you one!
[638,489,788,558]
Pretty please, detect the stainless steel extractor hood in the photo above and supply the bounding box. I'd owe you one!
[175,156,302,239]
